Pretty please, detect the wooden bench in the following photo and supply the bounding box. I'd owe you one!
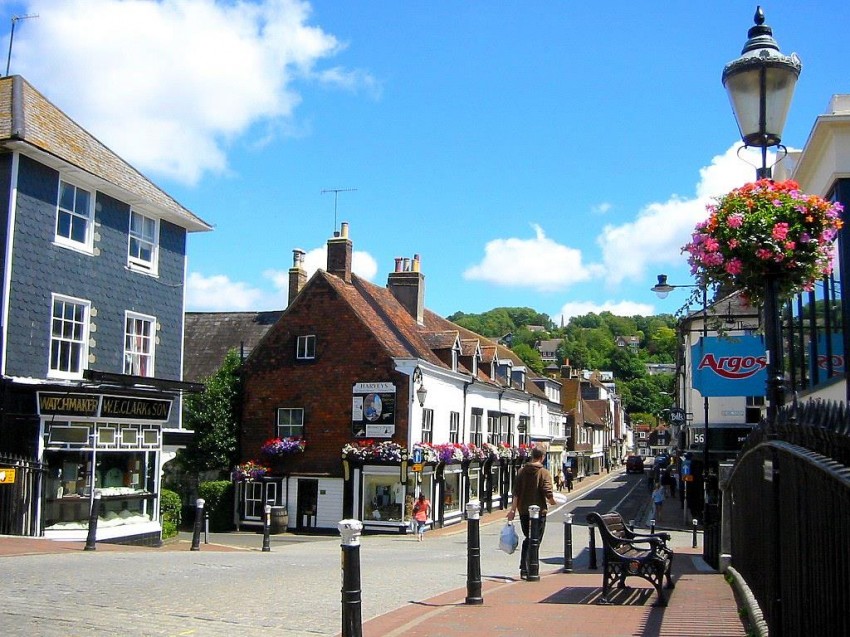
[586,511,675,606]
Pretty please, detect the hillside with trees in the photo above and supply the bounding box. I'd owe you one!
[446,307,677,416]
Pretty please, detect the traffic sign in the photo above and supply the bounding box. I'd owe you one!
[411,463,424,473]
[683,474,694,482]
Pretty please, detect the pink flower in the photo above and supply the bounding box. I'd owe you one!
[756,248,774,261]
[772,222,789,241]
[725,259,743,275]
[727,214,744,228]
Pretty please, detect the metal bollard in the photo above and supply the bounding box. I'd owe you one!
[262,504,272,552]
[84,490,102,551]
[527,505,541,582]
[692,518,698,548]
[339,519,363,637]
[563,512,573,573]
[190,498,205,551]
[204,508,209,544]
[465,501,483,605]
[588,525,598,570]
[650,518,656,534]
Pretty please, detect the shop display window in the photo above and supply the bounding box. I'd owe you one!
[363,473,405,522]
[43,449,157,530]
[443,470,461,515]
[468,471,480,503]
[403,472,433,522]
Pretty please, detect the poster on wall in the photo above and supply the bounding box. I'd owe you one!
[352,382,396,438]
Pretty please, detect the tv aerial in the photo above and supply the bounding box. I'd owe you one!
[321,188,357,234]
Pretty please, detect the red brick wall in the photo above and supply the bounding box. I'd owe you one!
[242,277,411,476]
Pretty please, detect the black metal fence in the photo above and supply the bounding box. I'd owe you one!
[0,454,44,535]
[727,400,850,636]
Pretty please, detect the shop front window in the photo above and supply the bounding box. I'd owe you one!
[364,473,405,522]
[443,470,461,515]
[468,470,480,503]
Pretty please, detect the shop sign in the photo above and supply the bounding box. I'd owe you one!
[352,382,396,437]
[38,392,172,421]
[0,468,16,484]
[100,396,171,421]
[691,335,767,397]
[37,393,100,417]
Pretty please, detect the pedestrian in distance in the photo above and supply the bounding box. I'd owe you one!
[653,482,665,520]
[412,493,431,542]
[565,467,574,492]
[506,446,557,580]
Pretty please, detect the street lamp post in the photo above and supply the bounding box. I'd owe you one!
[722,6,801,425]
[652,274,710,520]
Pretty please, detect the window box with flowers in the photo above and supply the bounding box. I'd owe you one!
[232,461,270,482]
[261,436,307,460]
[683,179,843,304]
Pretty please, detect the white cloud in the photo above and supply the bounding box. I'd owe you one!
[596,144,765,287]
[185,272,272,311]
[12,0,372,185]
[555,300,656,323]
[464,224,602,291]
[591,202,612,215]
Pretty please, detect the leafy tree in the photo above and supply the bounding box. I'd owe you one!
[178,349,242,476]
[511,342,544,374]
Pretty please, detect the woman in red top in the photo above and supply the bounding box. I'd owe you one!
[412,493,431,542]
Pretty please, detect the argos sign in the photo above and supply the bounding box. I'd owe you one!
[692,336,767,397]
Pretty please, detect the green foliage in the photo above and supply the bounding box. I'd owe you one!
[159,488,182,539]
[178,349,242,476]
[198,480,235,532]
[448,306,679,414]
[511,342,544,373]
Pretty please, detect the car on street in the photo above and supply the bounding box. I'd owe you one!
[625,455,645,473]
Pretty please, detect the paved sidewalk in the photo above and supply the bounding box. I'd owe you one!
[357,471,747,637]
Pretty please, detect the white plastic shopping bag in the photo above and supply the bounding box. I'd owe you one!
[499,521,519,554]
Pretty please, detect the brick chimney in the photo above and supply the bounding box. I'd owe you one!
[288,248,307,305]
[387,253,425,324]
[327,221,352,283]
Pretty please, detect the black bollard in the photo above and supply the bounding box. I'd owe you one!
[692,518,698,548]
[84,491,102,551]
[563,512,573,573]
[465,501,483,605]
[650,518,656,534]
[339,519,363,637]
[527,505,541,582]
[190,498,205,551]
[262,504,271,552]
[588,525,598,570]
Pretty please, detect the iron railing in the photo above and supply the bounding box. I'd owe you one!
[727,399,850,636]
[0,453,44,535]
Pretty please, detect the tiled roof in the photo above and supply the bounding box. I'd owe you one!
[460,338,481,357]
[183,311,283,383]
[423,330,459,350]
[0,75,210,232]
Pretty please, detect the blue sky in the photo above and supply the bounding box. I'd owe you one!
[3,1,849,322]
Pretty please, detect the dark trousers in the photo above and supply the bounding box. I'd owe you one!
[518,513,548,573]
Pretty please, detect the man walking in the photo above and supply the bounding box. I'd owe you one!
[507,446,557,579]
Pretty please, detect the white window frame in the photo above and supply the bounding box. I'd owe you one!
[421,408,434,443]
[48,294,90,379]
[296,335,316,360]
[124,311,156,377]
[54,180,94,253]
[277,408,304,438]
[127,210,159,274]
[449,411,460,444]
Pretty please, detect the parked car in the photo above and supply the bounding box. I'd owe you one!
[625,455,645,473]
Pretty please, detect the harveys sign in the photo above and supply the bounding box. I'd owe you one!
[691,335,767,397]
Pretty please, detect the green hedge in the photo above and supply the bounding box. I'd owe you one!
[198,480,234,532]
[160,489,182,540]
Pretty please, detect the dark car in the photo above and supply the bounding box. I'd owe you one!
[626,455,645,473]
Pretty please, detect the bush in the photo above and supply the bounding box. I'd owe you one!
[160,489,182,540]
[198,480,234,532]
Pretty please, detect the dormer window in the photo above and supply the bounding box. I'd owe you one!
[296,335,316,360]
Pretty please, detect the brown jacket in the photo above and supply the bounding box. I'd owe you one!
[512,461,554,515]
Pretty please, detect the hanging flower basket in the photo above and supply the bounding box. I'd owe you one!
[260,436,306,459]
[342,440,404,463]
[683,179,843,305]
[232,461,269,481]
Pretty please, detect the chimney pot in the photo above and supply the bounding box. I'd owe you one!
[394,257,403,273]
[412,254,421,272]
[403,257,410,272]
[340,221,349,238]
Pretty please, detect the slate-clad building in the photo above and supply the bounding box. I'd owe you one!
[0,76,211,543]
